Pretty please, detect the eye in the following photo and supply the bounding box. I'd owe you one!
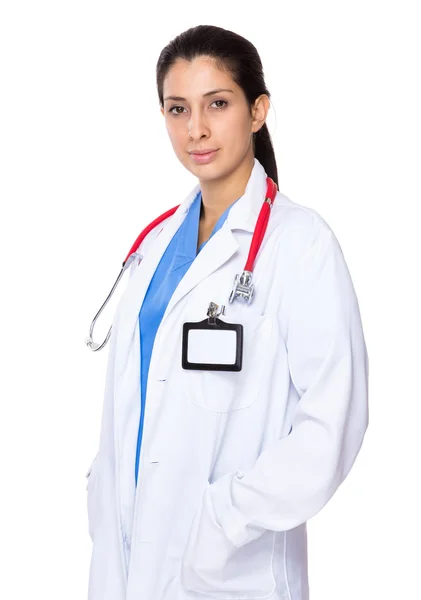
[169,106,187,115]
[211,100,228,109]
[168,99,228,116]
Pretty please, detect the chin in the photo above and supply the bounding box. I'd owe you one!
[180,158,218,180]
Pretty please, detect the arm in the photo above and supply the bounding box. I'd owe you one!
[209,222,369,547]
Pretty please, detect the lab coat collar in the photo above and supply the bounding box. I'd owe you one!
[178,157,269,233]
[226,157,269,233]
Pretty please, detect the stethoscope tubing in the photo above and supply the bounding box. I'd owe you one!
[86,177,277,351]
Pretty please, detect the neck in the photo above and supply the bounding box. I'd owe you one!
[199,153,255,226]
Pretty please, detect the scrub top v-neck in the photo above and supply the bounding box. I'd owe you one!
[135,191,240,485]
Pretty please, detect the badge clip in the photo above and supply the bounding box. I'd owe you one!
[206,301,226,324]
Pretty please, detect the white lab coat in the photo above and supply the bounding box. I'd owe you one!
[86,158,369,600]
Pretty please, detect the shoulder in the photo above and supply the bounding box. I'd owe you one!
[267,192,359,306]
[272,190,332,234]
[270,190,342,263]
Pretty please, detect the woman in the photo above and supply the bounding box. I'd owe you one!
[86,24,369,600]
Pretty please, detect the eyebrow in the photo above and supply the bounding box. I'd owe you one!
[163,88,235,102]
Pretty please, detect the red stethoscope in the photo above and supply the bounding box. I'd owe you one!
[86,176,277,351]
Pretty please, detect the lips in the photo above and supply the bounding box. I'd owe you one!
[190,149,218,155]
[189,149,219,164]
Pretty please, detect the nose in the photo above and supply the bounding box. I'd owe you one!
[187,110,210,140]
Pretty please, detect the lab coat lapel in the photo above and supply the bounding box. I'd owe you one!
[113,187,197,375]
[159,158,268,328]
[160,225,240,327]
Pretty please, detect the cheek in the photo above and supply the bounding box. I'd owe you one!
[166,120,184,146]
[220,113,250,147]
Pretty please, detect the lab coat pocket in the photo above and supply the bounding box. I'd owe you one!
[184,314,273,413]
[86,452,99,542]
[178,482,276,600]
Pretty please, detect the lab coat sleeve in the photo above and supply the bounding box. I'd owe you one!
[208,221,369,548]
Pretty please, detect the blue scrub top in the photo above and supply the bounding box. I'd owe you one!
[135,191,240,484]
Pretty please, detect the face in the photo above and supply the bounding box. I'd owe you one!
[160,56,269,183]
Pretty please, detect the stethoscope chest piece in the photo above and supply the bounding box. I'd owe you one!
[229,270,254,304]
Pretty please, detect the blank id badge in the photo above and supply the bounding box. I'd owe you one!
[182,302,243,371]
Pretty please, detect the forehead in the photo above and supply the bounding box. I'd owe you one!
[163,56,239,99]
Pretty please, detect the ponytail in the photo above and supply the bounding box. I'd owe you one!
[253,124,278,188]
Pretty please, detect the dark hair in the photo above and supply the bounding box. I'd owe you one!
[156,25,278,187]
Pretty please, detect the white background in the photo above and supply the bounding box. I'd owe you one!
[1,1,420,598]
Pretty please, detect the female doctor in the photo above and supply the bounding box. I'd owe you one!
[85,24,369,600]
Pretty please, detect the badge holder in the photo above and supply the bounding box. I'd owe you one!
[182,302,243,371]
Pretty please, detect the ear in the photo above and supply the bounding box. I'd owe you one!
[251,94,270,134]
[160,106,165,117]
